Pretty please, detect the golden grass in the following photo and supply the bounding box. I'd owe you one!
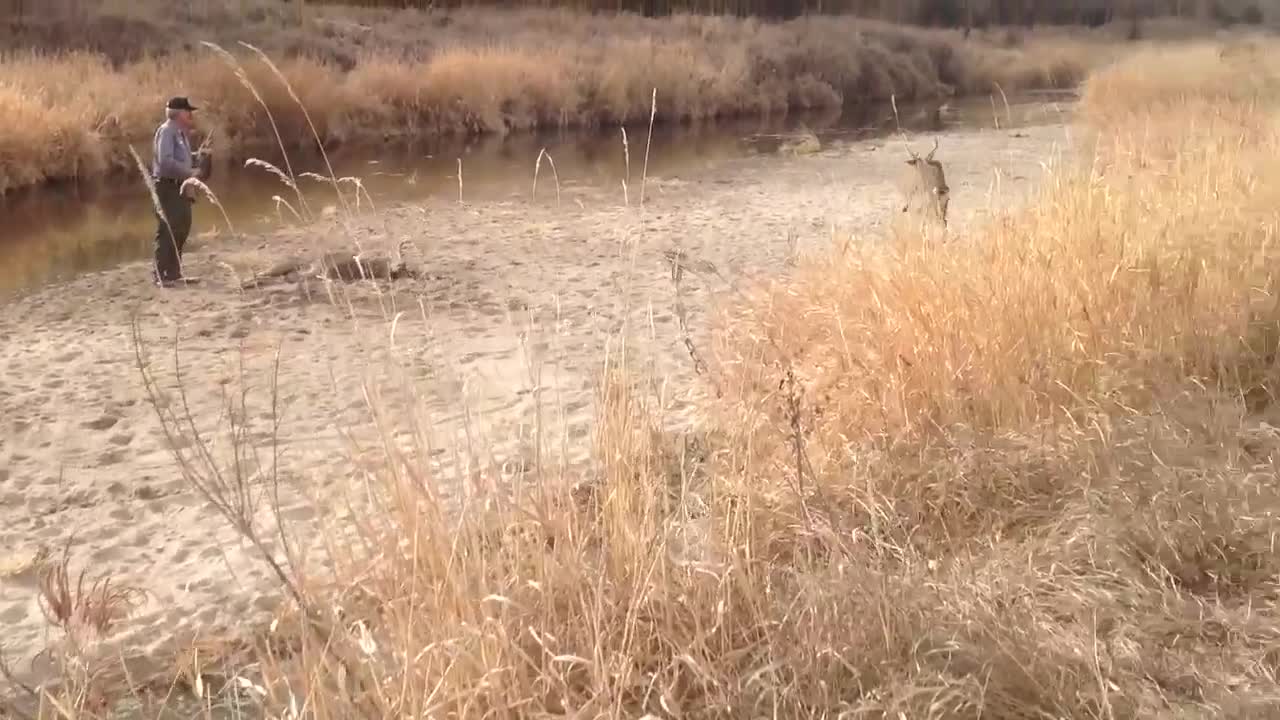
[722,122,1280,446]
[0,2,1109,194]
[13,34,1280,720]
[222,38,1279,718]
[1081,34,1280,127]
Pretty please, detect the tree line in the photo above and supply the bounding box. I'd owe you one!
[1,0,1270,26]
[302,0,1270,24]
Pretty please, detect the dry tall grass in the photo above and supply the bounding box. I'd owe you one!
[74,37,1275,719]
[0,0,1106,194]
[11,32,1280,720]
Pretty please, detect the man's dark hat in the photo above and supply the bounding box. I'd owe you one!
[166,96,198,112]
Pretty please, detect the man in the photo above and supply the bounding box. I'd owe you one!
[151,96,209,287]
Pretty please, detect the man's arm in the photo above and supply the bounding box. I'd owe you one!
[155,125,195,180]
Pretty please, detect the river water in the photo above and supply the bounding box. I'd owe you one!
[0,91,1075,299]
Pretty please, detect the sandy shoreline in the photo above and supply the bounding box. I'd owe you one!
[0,120,1069,688]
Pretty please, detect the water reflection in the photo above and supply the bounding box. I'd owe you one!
[0,91,1073,299]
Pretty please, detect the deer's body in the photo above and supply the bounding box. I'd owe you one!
[241,240,423,289]
[895,138,950,229]
[314,252,410,281]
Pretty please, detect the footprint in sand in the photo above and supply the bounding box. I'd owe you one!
[33,525,63,541]
[98,450,126,465]
[57,490,97,512]
[279,504,318,524]
[89,545,125,565]
[186,577,216,593]
[150,429,190,449]
[132,484,164,501]
[83,414,120,431]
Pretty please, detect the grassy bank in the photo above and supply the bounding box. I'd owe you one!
[0,1,1106,195]
[200,38,1280,718]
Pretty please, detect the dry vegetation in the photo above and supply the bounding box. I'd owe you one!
[8,23,1280,720]
[0,0,1109,195]
[268,38,1279,718]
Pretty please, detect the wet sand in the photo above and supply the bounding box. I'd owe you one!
[0,121,1070,687]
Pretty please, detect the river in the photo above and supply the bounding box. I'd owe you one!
[0,90,1075,299]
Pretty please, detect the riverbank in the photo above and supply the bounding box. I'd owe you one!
[0,1,1108,195]
[0,114,1067,696]
[0,89,1078,298]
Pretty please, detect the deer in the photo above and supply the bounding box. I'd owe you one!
[896,138,950,229]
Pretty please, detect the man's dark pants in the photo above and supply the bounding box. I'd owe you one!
[153,179,193,283]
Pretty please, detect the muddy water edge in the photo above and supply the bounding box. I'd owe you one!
[0,91,1075,299]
